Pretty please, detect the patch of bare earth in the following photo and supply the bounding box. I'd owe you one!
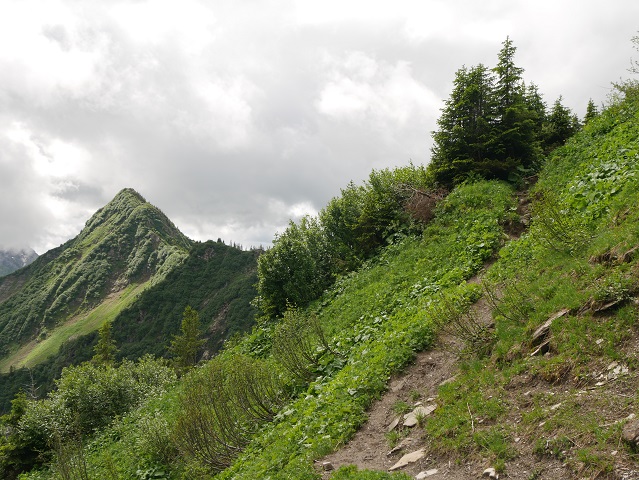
[318,290,501,479]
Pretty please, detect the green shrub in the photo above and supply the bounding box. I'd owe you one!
[173,354,288,473]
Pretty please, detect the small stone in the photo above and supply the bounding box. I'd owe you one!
[403,405,437,427]
[387,438,411,456]
[622,419,639,447]
[530,309,569,346]
[482,467,499,478]
[389,449,426,471]
[549,402,562,411]
[596,338,604,345]
[387,416,401,432]
[322,461,334,471]
[416,469,438,479]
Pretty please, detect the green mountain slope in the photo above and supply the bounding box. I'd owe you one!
[110,239,259,361]
[11,86,639,480]
[0,203,259,413]
[0,188,192,369]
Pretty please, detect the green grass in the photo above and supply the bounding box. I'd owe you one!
[17,180,514,480]
[0,282,149,372]
[16,86,639,480]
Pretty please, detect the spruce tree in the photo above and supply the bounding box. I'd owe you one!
[92,321,118,365]
[492,37,537,171]
[169,306,205,371]
[429,64,497,186]
[584,98,599,124]
[543,96,580,153]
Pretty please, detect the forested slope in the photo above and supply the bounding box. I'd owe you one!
[4,39,639,480]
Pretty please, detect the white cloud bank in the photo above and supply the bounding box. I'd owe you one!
[0,0,637,252]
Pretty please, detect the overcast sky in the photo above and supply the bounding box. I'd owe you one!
[1,0,638,254]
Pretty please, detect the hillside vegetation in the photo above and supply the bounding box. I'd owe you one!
[3,39,639,479]
[0,191,259,414]
[0,188,191,364]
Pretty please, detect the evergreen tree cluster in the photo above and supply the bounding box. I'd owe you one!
[428,37,583,187]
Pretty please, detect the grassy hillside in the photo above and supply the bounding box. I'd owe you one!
[0,220,259,415]
[110,239,259,361]
[11,178,517,479]
[0,188,192,365]
[6,82,639,480]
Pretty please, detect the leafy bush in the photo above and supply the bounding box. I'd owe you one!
[256,164,435,319]
[0,356,176,478]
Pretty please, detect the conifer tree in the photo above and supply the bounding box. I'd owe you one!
[92,321,118,365]
[492,37,537,170]
[169,306,205,371]
[543,96,581,152]
[429,64,497,186]
[584,98,599,124]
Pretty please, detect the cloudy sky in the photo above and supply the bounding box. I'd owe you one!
[1,0,638,253]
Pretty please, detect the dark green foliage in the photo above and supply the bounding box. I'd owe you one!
[112,240,259,360]
[256,216,334,319]
[0,392,35,480]
[428,38,580,188]
[429,63,498,186]
[168,306,205,371]
[542,96,581,153]
[584,98,599,124]
[257,164,434,319]
[492,37,538,171]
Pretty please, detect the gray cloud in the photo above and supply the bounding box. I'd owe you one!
[1,0,638,253]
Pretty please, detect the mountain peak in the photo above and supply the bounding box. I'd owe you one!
[112,188,146,204]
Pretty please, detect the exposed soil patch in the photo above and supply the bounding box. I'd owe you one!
[320,348,459,477]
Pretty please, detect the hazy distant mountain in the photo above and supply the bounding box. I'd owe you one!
[0,248,38,277]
